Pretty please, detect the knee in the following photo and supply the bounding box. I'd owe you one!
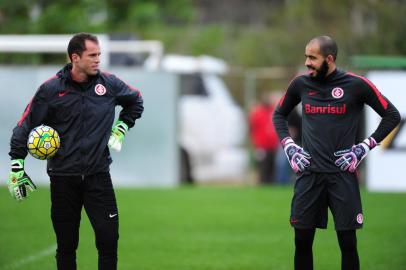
[52,223,80,257]
[337,230,357,252]
[95,224,119,252]
[98,232,119,247]
[295,229,315,250]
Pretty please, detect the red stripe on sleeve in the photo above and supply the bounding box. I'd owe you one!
[112,73,142,96]
[17,76,56,126]
[128,84,140,93]
[18,99,33,126]
[126,82,142,97]
[279,93,286,107]
[279,73,302,108]
[347,72,388,110]
[44,75,57,83]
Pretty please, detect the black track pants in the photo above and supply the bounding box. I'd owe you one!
[50,172,119,270]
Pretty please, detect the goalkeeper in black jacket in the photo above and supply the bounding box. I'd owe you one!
[7,33,143,270]
[273,36,400,270]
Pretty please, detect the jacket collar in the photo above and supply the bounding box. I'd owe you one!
[57,63,100,83]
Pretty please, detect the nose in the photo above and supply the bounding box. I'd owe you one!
[305,57,311,67]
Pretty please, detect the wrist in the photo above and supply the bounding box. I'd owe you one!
[11,159,24,172]
[281,137,294,147]
[362,137,377,150]
[115,120,129,135]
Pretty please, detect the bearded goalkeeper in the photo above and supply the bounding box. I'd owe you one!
[273,36,400,270]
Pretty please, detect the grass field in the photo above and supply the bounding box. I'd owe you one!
[0,185,405,270]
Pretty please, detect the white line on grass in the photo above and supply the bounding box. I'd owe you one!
[0,244,56,270]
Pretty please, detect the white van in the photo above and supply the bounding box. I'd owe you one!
[151,55,248,183]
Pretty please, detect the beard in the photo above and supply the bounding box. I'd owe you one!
[309,60,329,81]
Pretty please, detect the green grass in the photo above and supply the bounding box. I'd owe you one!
[0,186,405,269]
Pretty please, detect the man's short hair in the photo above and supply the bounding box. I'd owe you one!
[67,33,99,61]
[309,36,338,61]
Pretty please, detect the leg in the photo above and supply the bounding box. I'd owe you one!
[50,176,83,270]
[291,172,328,229]
[336,230,359,270]
[291,172,326,270]
[294,228,316,270]
[328,172,362,270]
[327,172,363,231]
[84,172,119,270]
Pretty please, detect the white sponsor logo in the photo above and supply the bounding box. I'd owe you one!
[332,87,344,99]
[95,84,106,95]
[109,213,118,218]
[356,213,363,224]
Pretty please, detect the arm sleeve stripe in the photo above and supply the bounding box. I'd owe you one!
[347,72,388,109]
[123,80,141,96]
[279,93,286,107]
[109,73,142,96]
[279,73,304,108]
[17,99,33,126]
[17,77,55,127]
[44,75,58,83]
[127,84,141,95]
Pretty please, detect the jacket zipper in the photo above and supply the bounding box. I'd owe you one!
[80,91,86,175]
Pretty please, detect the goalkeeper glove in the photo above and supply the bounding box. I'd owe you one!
[108,120,129,152]
[282,137,311,173]
[334,137,377,172]
[7,159,36,202]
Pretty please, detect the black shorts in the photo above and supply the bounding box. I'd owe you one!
[290,171,363,231]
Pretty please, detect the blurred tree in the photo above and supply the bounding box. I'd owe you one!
[0,0,32,33]
[0,0,405,68]
[32,0,107,33]
[105,0,195,32]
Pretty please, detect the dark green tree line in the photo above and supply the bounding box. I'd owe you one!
[0,0,405,67]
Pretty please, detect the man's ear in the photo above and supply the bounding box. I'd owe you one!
[71,53,80,63]
[326,54,335,64]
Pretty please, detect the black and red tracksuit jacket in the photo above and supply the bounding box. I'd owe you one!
[273,68,401,172]
[9,63,144,176]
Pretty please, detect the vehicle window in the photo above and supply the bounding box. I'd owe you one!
[180,74,208,96]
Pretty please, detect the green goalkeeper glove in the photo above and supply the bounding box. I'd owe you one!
[7,159,36,202]
[108,120,129,152]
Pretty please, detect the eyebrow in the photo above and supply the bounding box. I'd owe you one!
[305,54,316,58]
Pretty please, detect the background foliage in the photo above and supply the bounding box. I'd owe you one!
[1,0,405,68]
